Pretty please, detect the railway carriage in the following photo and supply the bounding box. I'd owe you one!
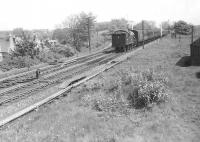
[112,28,168,52]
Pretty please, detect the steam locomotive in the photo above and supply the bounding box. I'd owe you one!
[112,29,167,52]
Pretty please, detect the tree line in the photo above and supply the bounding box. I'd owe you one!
[9,12,194,65]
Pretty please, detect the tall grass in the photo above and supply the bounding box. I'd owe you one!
[81,69,169,112]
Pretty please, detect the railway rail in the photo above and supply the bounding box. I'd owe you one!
[0,36,160,106]
[0,34,166,128]
[0,52,118,105]
[0,36,161,128]
[0,35,163,107]
[0,46,112,89]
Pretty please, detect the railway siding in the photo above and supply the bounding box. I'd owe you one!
[0,39,156,127]
[0,44,111,83]
[0,53,116,106]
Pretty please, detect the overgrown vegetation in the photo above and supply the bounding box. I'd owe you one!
[0,29,74,71]
[81,69,169,113]
[174,20,192,35]
[52,16,130,51]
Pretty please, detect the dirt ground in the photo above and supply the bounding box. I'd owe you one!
[0,35,200,142]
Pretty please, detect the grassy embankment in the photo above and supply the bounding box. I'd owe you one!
[0,35,200,142]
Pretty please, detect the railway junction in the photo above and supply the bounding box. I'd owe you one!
[0,22,200,142]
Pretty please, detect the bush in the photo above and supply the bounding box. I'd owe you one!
[36,51,63,63]
[82,91,128,113]
[81,69,169,112]
[124,69,169,109]
[50,44,75,57]
[0,56,40,71]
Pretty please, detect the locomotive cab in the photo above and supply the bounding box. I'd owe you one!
[112,29,137,52]
[112,30,127,52]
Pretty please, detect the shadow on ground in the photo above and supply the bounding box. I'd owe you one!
[195,72,200,79]
[176,56,191,67]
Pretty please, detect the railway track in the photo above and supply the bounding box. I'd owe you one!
[0,52,118,105]
[0,37,161,106]
[0,53,112,95]
[0,35,165,128]
[0,46,112,89]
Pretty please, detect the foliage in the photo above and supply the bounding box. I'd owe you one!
[50,44,74,57]
[133,20,157,30]
[127,70,169,108]
[62,12,96,51]
[174,20,192,35]
[12,28,33,39]
[81,69,169,112]
[32,29,51,40]
[11,28,39,59]
[13,37,38,58]
[162,21,171,30]
[108,18,128,33]
[36,50,63,63]
[95,21,110,32]
[0,28,72,71]
[0,56,39,71]
[52,28,69,44]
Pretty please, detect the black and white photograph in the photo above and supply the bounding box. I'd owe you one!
[0,0,200,141]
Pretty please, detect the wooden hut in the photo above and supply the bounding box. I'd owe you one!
[190,38,200,65]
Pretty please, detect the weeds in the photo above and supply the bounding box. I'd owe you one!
[81,69,169,112]
[128,69,169,108]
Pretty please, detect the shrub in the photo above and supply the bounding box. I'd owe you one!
[0,56,40,71]
[82,91,128,113]
[50,44,74,57]
[123,69,169,109]
[36,50,64,63]
[81,69,169,112]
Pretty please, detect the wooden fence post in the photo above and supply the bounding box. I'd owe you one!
[142,20,144,49]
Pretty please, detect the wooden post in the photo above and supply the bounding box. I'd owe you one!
[142,20,144,49]
[160,23,163,38]
[97,31,98,48]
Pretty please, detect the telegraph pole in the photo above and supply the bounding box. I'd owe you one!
[87,17,91,53]
[142,20,144,49]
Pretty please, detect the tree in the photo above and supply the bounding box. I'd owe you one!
[12,28,33,40]
[109,18,128,33]
[174,20,191,35]
[133,20,157,30]
[161,21,171,31]
[32,29,51,41]
[13,29,37,58]
[52,28,69,44]
[62,12,96,52]
[95,21,110,32]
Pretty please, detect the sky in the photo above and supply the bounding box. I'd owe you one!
[0,0,199,30]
